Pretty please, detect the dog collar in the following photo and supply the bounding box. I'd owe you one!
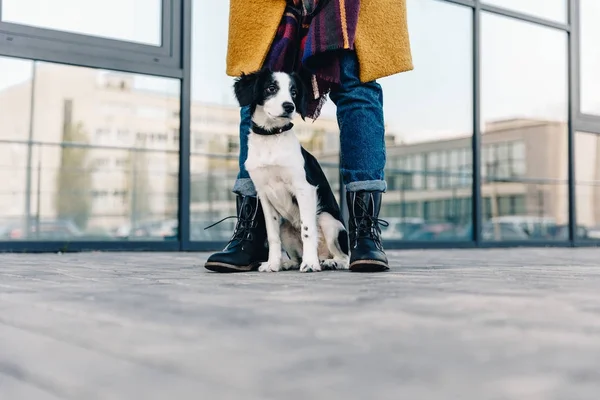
[251,122,294,136]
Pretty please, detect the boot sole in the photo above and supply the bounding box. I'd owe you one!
[204,261,262,273]
[349,260,390,273]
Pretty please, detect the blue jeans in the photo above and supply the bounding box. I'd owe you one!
[232,51,387,196]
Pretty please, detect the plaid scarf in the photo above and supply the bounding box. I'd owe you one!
[263,0,360,120]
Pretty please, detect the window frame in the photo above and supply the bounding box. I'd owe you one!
[571,0,600,132]
[0,0,182,78]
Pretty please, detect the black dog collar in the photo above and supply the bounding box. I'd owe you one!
[251,122,294,136]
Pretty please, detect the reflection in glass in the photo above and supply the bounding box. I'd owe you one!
[1,0,162,45]
[483,0,566,23]
[575,132,600,241]
[482,13,568,241]
[0,56,180,241]
[190,0,342,241]
[580,0,600,116]
[0,58,33,141]
[354,0,473,241]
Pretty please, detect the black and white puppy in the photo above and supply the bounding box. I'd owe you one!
[233,68,349,272]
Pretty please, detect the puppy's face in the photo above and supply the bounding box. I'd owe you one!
[234,69,307,126]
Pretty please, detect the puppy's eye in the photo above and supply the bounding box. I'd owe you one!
[291,89,297,98]
[266,85,277,94]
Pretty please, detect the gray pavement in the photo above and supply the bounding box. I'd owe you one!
[1,248,600,400]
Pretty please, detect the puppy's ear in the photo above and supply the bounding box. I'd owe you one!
[291,72,308,121]
[233,71,260,107]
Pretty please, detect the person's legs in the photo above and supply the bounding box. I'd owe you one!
[329,51,389,272]
[231,106,257,197]
[330,51,387,191]
[204,106,268,273]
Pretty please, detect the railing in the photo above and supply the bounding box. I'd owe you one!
[1,140,599,242]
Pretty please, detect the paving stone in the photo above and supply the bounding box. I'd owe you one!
[1,248,599,400]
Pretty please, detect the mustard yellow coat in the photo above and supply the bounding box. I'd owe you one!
[226,0,414,83]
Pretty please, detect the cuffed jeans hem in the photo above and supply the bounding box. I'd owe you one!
[232,178,257,197]
[346,180,387,193]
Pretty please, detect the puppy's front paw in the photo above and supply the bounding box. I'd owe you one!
[258,261,282,272]
[320,259,349,270]
[300,260,322,273]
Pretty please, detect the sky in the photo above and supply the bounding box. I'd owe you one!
[1,0,599,143]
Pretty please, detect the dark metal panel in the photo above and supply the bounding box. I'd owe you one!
[472,4,482,244]
[178,0,192,250]
[0,241,181,253]
[383,240,477,250]
[0,23,172,58]
[169,0,183,62]
[479,3,570,31]
[577,116,600,129]
[182,241,230,253]
[573,240,600,248]
[478,240,573,248]
[0,32,183,78]
[574,118,600,134]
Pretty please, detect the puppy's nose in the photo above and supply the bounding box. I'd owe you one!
[282,102,295,114]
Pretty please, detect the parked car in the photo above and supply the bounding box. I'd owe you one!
[488,216,557,239]
[0,219,82,240]
[380,217,425,240]
[403,222,456,241]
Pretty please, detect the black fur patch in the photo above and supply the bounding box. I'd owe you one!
[337,230,349,256]
[290,72,307,120]
[301,147,345,227]
[233,68,279,115]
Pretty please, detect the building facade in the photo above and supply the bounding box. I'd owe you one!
[0,0,599,251]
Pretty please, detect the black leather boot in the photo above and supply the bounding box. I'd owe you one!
[347,191,389,272]
[204,195,268,273]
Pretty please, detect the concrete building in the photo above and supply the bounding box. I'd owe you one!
[319,118,600,238]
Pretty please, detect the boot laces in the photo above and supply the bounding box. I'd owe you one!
[204,202,256,244]
[354,196,389,242]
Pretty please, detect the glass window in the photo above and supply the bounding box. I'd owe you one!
[448,150,459,187]
[580,0,600,116]
[438,151,448,188]
[190,0,237,241]
[413,154,424,190]
[0,56,179,241]
[575,132,600,242]
[378,0,472,241]
[512,141,526,160]
[0,57,33,141]
[427,152,439,190]
[482,0,567,23]
[496,143,509,178]
[510,141,527,177]
[482,13,568,241]
[1,0,162,46]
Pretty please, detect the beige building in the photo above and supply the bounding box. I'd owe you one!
[319,118,600,230]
